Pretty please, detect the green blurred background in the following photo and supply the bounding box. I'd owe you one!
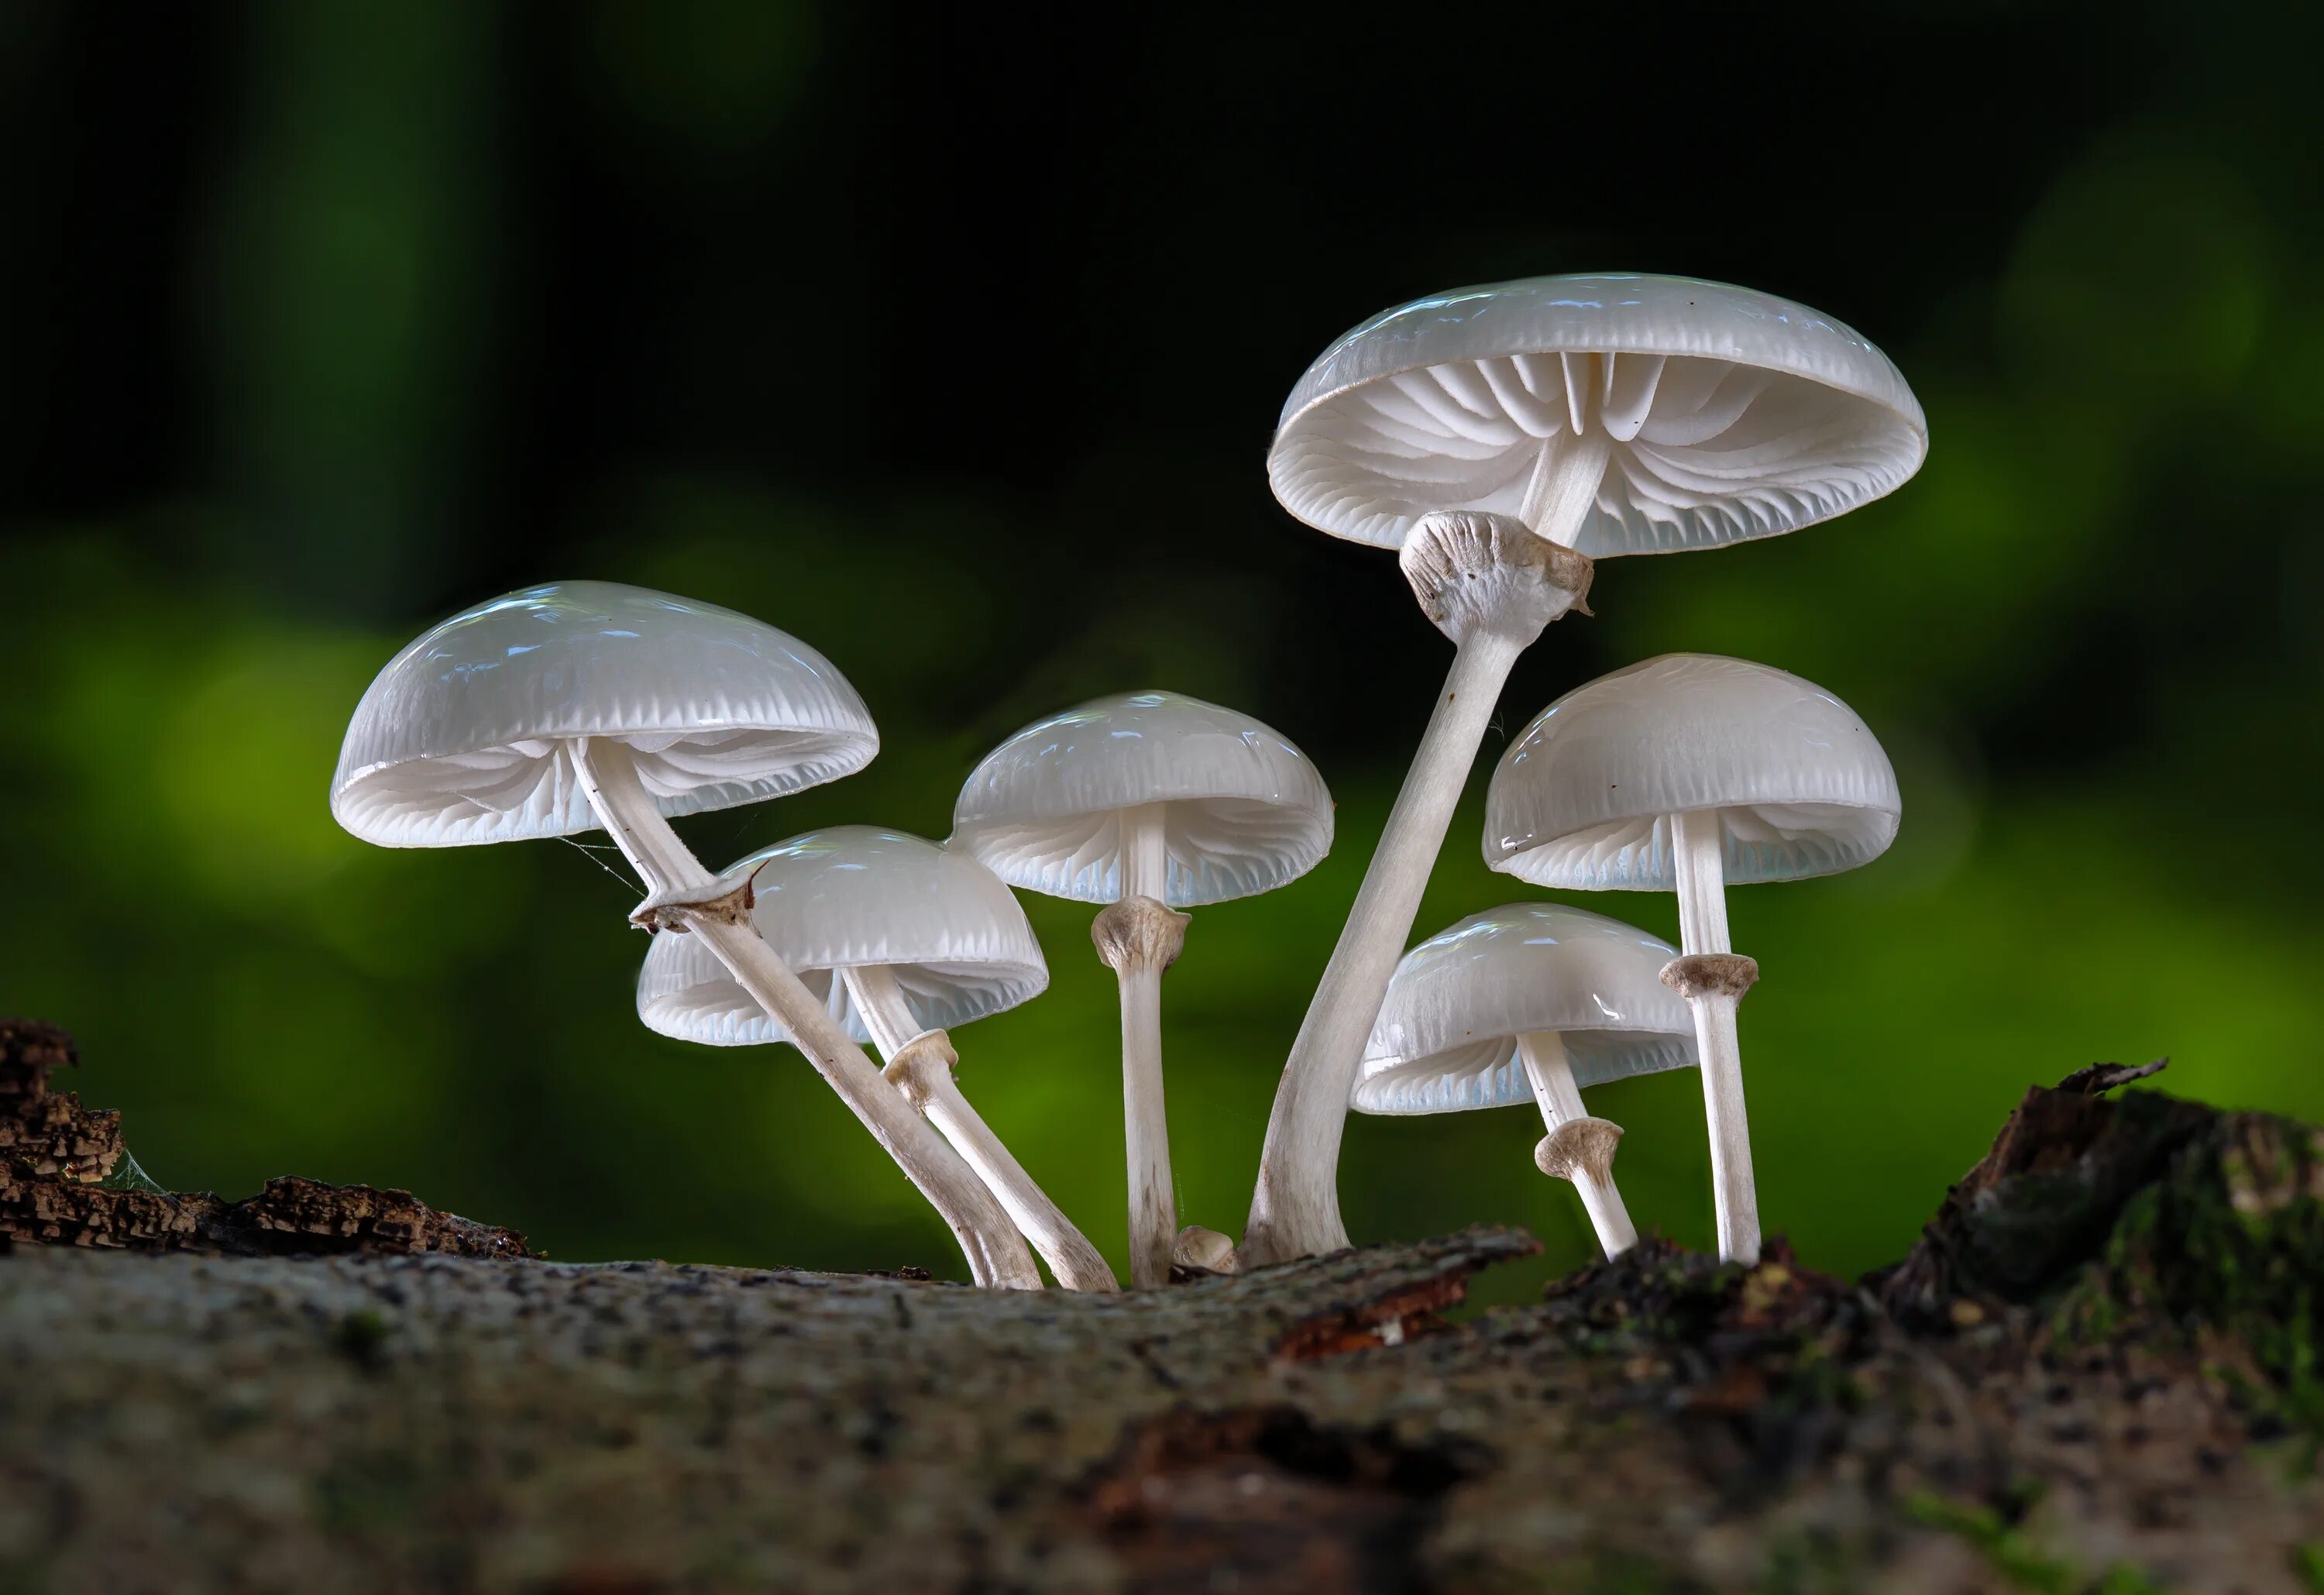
[2,2,2318,1302]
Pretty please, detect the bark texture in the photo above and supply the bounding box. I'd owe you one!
[3,1029,2322,1593]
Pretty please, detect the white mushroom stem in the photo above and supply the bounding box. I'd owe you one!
[841,968,1119,1294]
[1096,815,1186,1290]
[1667,806,1762,1266]
[1515,1030,1637,1258]
[566,736,1042,1291]
[1241,484,1600,1267]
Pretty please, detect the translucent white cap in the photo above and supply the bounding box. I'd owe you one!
[1485,653,1900,891]
[1269,273,1926,555]
[1354,903,1695,1115]
[636,827,1047,1048]
[332,581,878,847]
[951,690,1333,906]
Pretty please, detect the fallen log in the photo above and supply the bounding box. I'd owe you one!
[2,1024,2319,1592]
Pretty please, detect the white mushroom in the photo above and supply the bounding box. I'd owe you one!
[331,580,1040,1289]
[1484,653,1903,1264]
[952,690,1332,1287]
[1356,903,1697,1257]
[1244,273,1927,1267]
[637,827,1117,1292]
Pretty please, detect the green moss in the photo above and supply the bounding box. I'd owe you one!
[2292,1541,2324,1593]
[330,1308,392,1373]
[313,1449,421,1535]
[1906,1491,2162,1594]
[2051,1112,2324,1439]
[1752,1528,1872,1595]
[1576,1552,1711,1594]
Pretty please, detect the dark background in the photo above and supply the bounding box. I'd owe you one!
[4,2,2319,1298]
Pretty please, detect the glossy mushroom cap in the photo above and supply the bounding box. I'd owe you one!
[1484,653,1901,891]
[1354,903,1695,1115]
[637,827,1047,1047]
[951,690,1332,906]
[332,581,878,847]
[1269,273,1927,555]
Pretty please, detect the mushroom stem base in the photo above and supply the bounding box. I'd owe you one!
[1095,898,1186,1290]
[566,737,1042,1291]
[1240,624,1529,1267]
[872,1022,1120,1294]
[1097,902,1190,1301]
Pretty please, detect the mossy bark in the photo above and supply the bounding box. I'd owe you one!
[3,1029,2321,1593]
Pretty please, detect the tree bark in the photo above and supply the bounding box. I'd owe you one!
[3,1024,2319,1593]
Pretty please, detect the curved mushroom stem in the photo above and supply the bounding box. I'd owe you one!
[1666,806,1762,1266]
[1098,807,1185,1289]
[1516,1030,1637,1257]
[842,968,1119,1293]
[1241,483,1601,1267]
[566,737,1042,1291]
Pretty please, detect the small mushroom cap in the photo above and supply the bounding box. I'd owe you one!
[1354,903,1696,1115]
[1484,653,1900,891]
[1270,273,1926,555]
[332,581,877,847]
[951,690,1332,906]
[636,827,1047,1047]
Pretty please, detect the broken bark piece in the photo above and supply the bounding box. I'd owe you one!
[1881,1060,2212,1321]
[0,1016,78,1097]
[0,1019,535,1260]
[1,1164,537,1259]
[0,1016,124,1181]
[2054,1057,2171,1097]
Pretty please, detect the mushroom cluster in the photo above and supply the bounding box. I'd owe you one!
[332,272,1924,1285]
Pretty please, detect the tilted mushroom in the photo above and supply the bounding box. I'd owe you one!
[637,827,1117,1292]
[1355,903,1697,1257]
[331,580,1039,1289]
[952,690,1332,1288]
[1245,273,1927,1266]
[1483,653,1903,1264]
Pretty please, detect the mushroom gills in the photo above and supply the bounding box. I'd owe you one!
[1299,352,1905,552]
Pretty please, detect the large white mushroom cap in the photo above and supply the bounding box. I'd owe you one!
[1485,653,1901,891]
[1270,273,1927,555]
[951,690,1332,906]
[332,581,878,847]
[1354,903,1695,1115]
[637,827,1047,1048]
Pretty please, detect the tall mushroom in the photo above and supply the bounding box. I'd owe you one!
[1483,652,1903,1264]
[1355,902,1697,1258]
[952,690,1332,1288]
[330,580,1039,1289]
[637,826,1118,1292]
[1244,273,1927,1265]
